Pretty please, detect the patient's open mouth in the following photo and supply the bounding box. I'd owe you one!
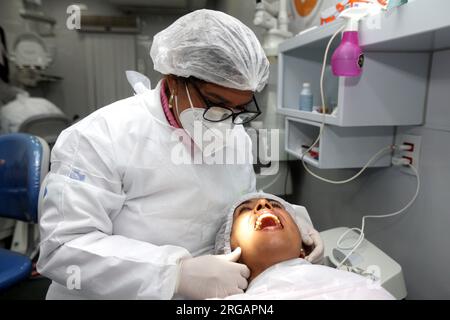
[254,211,283,231]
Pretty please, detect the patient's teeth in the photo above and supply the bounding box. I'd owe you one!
[254,212,282,230]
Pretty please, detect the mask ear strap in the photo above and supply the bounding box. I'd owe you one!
[184,82,200,121]
[174,94,179,115]
[168,77,177,108]
[172,81,180,117]
[184,82,194,108]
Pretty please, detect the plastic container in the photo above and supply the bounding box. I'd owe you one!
[299,82,313,112]
[331,31,364,77]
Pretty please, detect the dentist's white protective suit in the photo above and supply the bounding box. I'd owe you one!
[37,9,323,300]
[38,79,255,299]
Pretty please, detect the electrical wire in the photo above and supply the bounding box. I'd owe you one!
[299,24,344,168]
[335,164,421,269]
[303,145,394,184]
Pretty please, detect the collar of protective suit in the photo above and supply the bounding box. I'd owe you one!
[145,80,174,126]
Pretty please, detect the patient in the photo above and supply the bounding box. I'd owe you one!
[214,192,394,300]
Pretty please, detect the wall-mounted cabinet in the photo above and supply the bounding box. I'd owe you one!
[285,117,394,169]
[279,48,429,127]
[278,0,450,168]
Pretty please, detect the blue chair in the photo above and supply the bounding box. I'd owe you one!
[0,133,49,291]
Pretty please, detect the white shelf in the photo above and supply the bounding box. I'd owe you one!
[278,0,447,168]
[280,0,450,53]
[285,146,319,167]
[360,0,450,52]
[278,50,428,127]
[277,108,339,126]
[277,0,439,127]
[285,117,394,169]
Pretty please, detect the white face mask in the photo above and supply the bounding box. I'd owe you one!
[174,83,234,156]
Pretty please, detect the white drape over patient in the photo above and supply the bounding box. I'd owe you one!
[222,259,394,300]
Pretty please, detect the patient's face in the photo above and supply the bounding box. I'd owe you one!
[230,198,304,279]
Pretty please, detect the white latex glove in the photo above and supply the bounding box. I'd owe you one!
[298,221,325,264]
[175,247,250,299]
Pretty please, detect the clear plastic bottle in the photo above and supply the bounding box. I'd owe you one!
[299,82,313,112]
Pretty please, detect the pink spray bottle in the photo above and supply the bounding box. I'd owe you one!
[331,7,372,77]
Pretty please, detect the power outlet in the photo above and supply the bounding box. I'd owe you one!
[394,134,421,175]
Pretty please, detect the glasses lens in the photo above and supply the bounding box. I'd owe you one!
[233,112,259,124]
[203,106,233,122]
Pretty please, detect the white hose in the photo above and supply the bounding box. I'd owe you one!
[336,164,421,269]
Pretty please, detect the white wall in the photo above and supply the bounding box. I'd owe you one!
[214,0,263,38]
[0,0,25,45]
[0,0,125,119]
[41,0,123,119]
[37,1,214,118]
[137,13,185,88]
[0,0,193,119]
[0,0,33,85]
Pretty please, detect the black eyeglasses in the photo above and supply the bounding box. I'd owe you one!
[190,81,261,125]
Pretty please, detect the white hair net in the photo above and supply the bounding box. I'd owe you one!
[214,192,307,255]
[150,9,270,92]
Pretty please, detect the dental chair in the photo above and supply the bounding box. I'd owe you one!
[0,92,70,149]
[293,204,407,299]
[18,114,70,149]
[0,133,49,291]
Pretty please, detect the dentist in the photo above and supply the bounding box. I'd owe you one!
[37,9,324,300]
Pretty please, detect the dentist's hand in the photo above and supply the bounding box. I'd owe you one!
[175,247,250,299]
[292,206,324,264]
[300,223,324,264]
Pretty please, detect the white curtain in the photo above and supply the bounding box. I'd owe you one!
[84,33,136,112]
